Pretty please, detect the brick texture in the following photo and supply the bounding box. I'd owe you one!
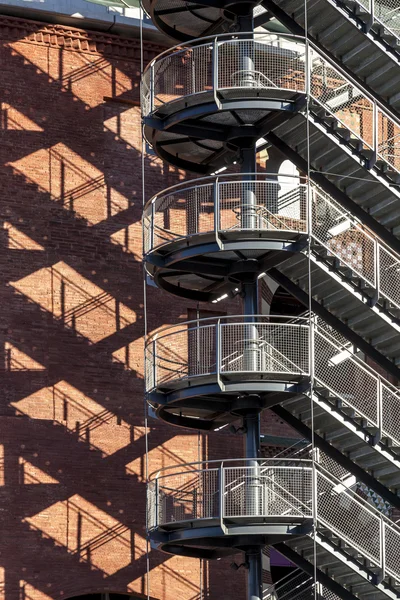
[0,15,249,600]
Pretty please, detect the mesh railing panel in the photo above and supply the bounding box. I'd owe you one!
[146,319,309,392]
[314,321,400,447]
[144,179,308,254]
[224,466,312,518]
[352,0,400,39]
[385,523,400,579]
[377,107,400,173]
[381,383,400,446]
[152,43,212,109]
[316,470,382,565]
[157,468,219,526]
[150,324,215,388]
[379,244,400,309]
[312,188,376,286]
[314,329,379,424]
[310,52,374,149]
[217,39,306,92]
[319,586,343,600]
[219,323,309,375]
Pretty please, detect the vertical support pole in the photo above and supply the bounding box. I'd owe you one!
[375,377,383,445]
[234,11,263,597]
[151,201,155,252]
[380,517,386,583]
[219,462,225,527]
[376,241,380,301]
[247,548,263,600]
[214,178,222,248]
[152,338,157,391]
[212,38,221,109]
[216,318,222,389]
[155,477,159,529]
[372,101,378,167]
[150,62,155,114]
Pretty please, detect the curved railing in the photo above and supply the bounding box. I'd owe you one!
[144,173,400,312]
[144,315,310,393]
[142,32,400,174]
[143,174,308,255]
[145,310,400,447]
[148,456,400,582]
[147,458,313,530]
[142,33,307,117]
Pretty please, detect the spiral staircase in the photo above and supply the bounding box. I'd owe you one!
[141,2,400,599]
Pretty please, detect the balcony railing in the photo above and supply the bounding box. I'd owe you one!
[148,456,400,582]
[147,458,313,531]
[146,313,400,448]
[144,174,400,313]
[143,174,308,255]
[142,32,400,175]
[145,315,310,393]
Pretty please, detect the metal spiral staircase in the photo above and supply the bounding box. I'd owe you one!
[141,2,400,599]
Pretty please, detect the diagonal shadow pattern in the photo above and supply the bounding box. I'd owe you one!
[0,15,224,600]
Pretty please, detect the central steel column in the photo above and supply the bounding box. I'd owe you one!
[237,8,263,596]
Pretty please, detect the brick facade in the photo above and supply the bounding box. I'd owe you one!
[0,14,250,600]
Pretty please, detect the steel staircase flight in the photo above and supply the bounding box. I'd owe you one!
[261,0,400,116]
[268,449,400,600]
[268,315,400,508]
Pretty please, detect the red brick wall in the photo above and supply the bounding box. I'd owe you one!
[0,15,247,600]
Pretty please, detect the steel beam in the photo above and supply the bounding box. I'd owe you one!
[274,543,361,600]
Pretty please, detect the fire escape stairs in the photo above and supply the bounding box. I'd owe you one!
[261,0,400,115]
[141,3,400,598]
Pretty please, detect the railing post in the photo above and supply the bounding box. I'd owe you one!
[155,477,159,529]
[214,178,222,249]
[193,487,198,520]
[150,62,155,114]
[212,38,221,109]
[372,101,378,167]
[219,462,225,526]
[372,239,380,307]
[216,319,222,389]
[151,201,155,251]
[152,338,157,390]
[374,377,383,445]
[376,241,381,301]
[380,517,386,583]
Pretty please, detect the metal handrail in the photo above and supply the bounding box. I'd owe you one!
[148,456,400,580]
[147,314,309,342]
[144,174,400,312]
[142,32,400,178]
[150,457,312,480]
[146,312,400,447]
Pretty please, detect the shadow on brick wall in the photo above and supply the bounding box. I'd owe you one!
[0,18,246,600]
